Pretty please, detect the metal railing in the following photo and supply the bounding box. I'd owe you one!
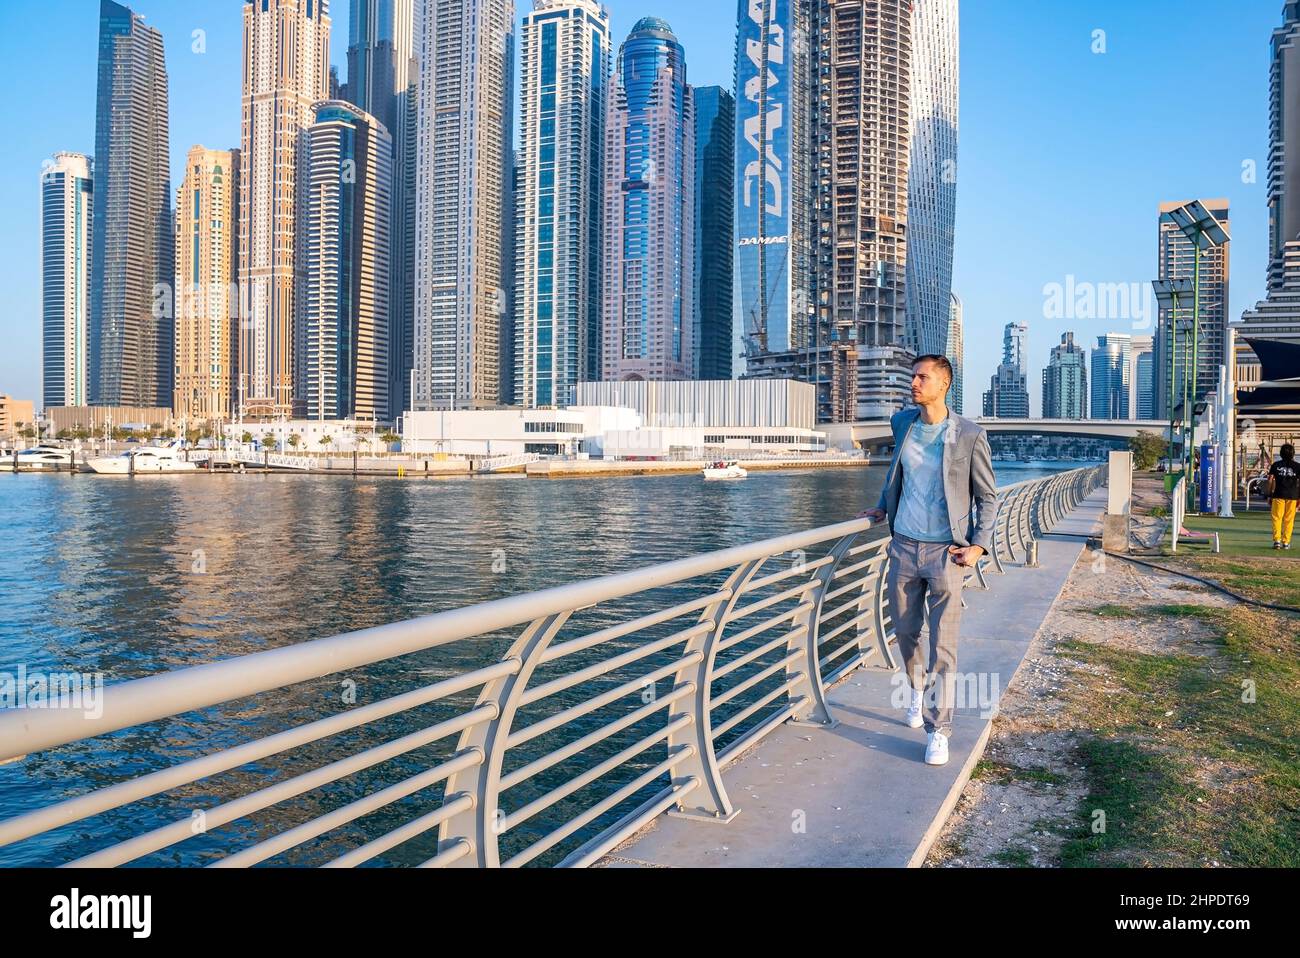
[0,465,1104,868]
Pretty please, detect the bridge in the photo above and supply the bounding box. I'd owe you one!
[825,418,1170,451]
[0,466,1106,868]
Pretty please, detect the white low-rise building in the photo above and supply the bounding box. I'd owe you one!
[402,407,641,457]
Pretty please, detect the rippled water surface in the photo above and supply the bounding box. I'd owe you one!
[0,462,1083,866]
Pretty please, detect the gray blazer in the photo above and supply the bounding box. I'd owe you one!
[873,408,999,554]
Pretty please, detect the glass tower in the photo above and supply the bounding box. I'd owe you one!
[601,17,695,382]
[1043,331,1087,420]
[90,0,172,409]
[515,0,611,408]
[693,85,736,381]
[906,0,960,360]
[1091,333,1131,420]
[1155,199,1230,420]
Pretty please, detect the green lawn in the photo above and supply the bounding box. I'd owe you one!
[1178,507,1299,559]
[1057,601,1300,867]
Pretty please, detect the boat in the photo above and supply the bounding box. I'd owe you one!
[86,441,199,475]
[703,460,747,480]
[0,445,78,472]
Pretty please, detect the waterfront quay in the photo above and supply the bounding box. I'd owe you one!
[1,454,1294,869]
[0,463,1101,867]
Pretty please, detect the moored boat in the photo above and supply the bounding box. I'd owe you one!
[86,441,199,475]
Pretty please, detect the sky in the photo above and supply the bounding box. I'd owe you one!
[0,0,1281,415]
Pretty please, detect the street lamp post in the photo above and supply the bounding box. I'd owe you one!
[1159,201,1230,512]
[1152,277,1193,480]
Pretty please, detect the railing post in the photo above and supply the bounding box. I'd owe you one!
[665,561,760,823]
[439,611,572,866]
[988,491,1009,574]
[786,538,855,727]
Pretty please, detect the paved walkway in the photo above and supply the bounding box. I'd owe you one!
[599,487,1108,868]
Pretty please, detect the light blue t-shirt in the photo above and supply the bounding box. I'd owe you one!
[894,417,953,542]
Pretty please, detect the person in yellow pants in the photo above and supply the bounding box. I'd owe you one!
[1268,444,1299,550]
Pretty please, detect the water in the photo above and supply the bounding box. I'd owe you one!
[0,460,1085,866]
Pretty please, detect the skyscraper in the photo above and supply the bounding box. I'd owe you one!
[345,0,417,418]
[905,0,959,360]
[1091,333,1131,419]
[601,18,695,382]
[300,102,392,422]
[694,85,736,381]
[1042,331,1087,419]
[1238,4,1300,383]
[1155,199,1229,421]
[89,0,172,409]
[1128,333,1153,420]
[414,0,515,410]
[812,0,915,421]
[1136,351,1156,420]
[239,0,331,418]
[175,146,239,424]
[42,152,93,409]
[1003,320,1029,370]
[982,364,1028,418]
[734,0,814,376]
[946,291,963,414]
[514,0,611,408]
[982,320,1029,417]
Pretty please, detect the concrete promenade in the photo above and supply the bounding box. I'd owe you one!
[600,486,1108,868]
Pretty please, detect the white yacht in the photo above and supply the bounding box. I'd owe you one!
[703,460,748,481]
[0,445,78,472]
[87,441,199,475]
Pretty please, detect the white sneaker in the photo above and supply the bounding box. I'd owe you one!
[924,731,950,766]
[906,688,924,728]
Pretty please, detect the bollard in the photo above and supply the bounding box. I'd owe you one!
[1025,539,1039,568]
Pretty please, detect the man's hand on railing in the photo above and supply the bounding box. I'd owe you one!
[857,507,886,522]
[948,545,985,567]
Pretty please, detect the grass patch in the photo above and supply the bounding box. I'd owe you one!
[1163,555,1300,610]
[994,846,1034,868]
[1056,603,1300,866]
[1059,738,1203,867]
[971,760,1067,787]
[1085,602,1218,620]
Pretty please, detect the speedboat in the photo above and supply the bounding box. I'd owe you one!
[0,445,77,472]
[703,460,747,480]
[87,441,199,475]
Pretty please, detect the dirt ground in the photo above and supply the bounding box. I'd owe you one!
[923,543,1234,868]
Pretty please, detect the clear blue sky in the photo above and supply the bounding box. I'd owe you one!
[0,0,1279,414]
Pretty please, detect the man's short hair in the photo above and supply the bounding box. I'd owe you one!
[1283,443,1296,461]
[913,354,954,385]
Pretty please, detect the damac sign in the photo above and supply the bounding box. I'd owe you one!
[741,0,784,217]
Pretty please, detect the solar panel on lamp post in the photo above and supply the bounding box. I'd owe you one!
[1153,278,1194,480]
[1159,202,1230,512]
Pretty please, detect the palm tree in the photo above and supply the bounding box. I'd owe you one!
[288,433,301,450]
[241,431,254,445]
[262,433,277,451]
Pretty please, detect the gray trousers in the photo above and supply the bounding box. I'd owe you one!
[886,533,965,735]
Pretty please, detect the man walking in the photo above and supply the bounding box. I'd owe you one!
[859,356,998,766]
[1268,444,1299,550]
